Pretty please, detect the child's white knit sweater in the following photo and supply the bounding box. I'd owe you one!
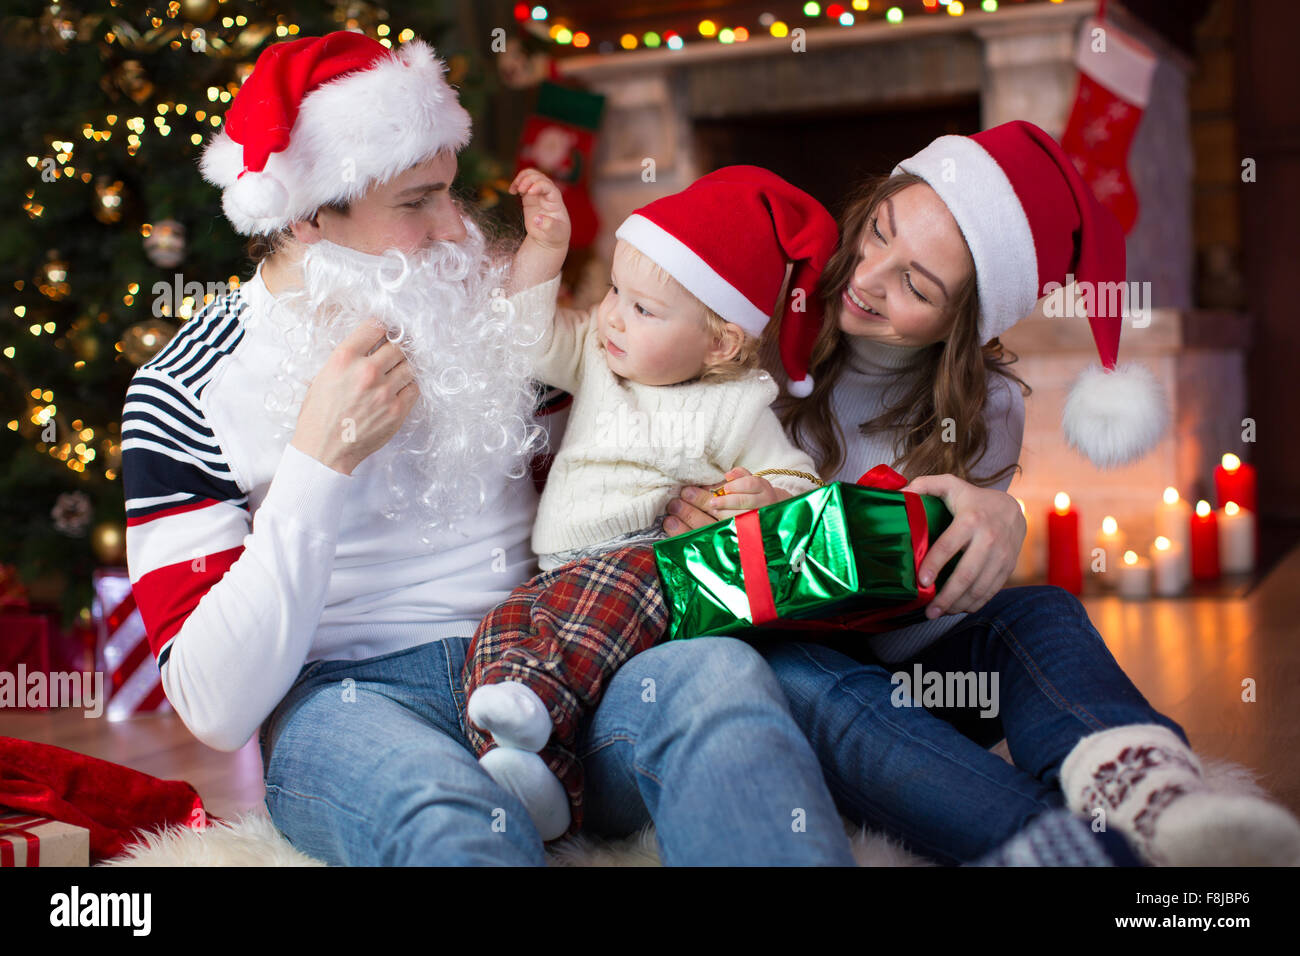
[523,277,819,559]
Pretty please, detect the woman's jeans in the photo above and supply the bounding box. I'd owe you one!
[759,585,1189,865]
[259,635,857,866]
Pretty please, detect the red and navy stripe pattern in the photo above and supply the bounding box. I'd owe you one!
[122,290,252,669]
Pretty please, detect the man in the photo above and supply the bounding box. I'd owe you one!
[122,31,854,865]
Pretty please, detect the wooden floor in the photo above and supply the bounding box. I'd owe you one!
[4,547,1299,821]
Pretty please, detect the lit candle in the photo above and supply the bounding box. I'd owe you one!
[1154,486,1192,590]
[1047,492,1081,594]
[1214,453,1257,514]
[1189,499,1220,581]
[1150,536,1185,596]
[1011,497,1040,584]
[1092,515,1126,586]
[1116,549,1152,600]
[1218,500,1255,574]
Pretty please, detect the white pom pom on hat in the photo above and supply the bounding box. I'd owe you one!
[786,376,814,399]
[226,168,290,223]
[893,120,1168,468]
[1063,361,1169,469]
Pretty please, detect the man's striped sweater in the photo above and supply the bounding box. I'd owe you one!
[121,267,561,751]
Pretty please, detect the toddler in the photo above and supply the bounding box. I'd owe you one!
[462,165,838,840]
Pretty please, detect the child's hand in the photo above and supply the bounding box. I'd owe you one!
[510,168,571,252]
[696,467,791,522]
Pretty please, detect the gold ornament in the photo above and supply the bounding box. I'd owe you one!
[143,219,186,268]
[39,253,71,300]
[69,316,99,361]
[101,439,122,472]
[94,177,126,224]
[91,520,127,565]
[120,319,177,365]
[108,59,154,104]
[181,0,219,22]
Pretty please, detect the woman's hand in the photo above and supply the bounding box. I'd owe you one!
[663,467,790,535]
[902,474,1025,620]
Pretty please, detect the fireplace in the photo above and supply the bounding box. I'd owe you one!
[691,98,982,217]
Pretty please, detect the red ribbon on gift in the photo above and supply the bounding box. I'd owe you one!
[0,814,47,866]
[734,464,937,634]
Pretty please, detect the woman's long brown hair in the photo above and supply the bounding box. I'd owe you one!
[774,173,1030,486]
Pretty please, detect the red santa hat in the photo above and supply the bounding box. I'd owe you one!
[614,166,838,397]
[199,31,471,236]
[894,119,1168,468]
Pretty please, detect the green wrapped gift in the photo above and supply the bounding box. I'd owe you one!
[654,465,958,641]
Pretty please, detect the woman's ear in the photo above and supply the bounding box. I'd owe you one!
[705,322,745,367]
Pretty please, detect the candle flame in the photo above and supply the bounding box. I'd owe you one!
[1195,500,1211,517]
[1154,536,1171,551]
[1225,501,1240,516]
[1222,453,1241,472]
[1123,550,1138,565]
[1014,496,1026,515]
[1162,487,1180,505]
[1102,516,1118,535]
[1054,492,1070,513]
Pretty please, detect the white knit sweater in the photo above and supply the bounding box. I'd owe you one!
[524,277,820,558]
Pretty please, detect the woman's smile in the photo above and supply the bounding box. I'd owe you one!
[842,285,888,322]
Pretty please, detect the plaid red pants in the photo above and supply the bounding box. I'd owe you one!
[461,544,669,837]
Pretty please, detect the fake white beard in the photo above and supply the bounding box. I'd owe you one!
[261,222,546,539]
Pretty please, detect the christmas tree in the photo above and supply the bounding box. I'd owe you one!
[0,0,511,626]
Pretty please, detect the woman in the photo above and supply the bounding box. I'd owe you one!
[663,121,1300,866]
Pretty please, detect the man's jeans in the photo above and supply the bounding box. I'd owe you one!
[259,635,857,865]
[759,585,1189,865]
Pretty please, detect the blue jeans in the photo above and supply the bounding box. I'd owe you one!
[259,635,856,865]
[758,585,1189,865]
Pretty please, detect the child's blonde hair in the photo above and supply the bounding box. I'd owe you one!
[617,241,761,384]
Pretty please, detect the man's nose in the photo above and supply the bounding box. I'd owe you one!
[432,211,468,244]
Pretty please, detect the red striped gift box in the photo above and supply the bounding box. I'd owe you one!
[92,569,172,721]
[0,811,90,867]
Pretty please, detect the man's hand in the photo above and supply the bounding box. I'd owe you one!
[290,319,419,476]
[902,474,1026,619]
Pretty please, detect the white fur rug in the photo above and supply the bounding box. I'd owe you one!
[96,809,932,867]
[95,753,1272,867]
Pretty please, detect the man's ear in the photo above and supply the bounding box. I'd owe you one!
[705,321,745,367]
[287,212,324,245]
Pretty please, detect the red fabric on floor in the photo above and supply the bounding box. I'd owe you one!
[0,735,209,862]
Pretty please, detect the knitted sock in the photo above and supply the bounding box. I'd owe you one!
[478,747,571,842]
[1060,723,1300,866]
[969,809,1145,867]
[467,681,553,753]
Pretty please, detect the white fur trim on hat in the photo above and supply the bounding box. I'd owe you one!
[1076,16,1157,108]
[1062,361,1169,468]
[614,214,770,336]
[893,135,1039,344]
[199,40,472,235]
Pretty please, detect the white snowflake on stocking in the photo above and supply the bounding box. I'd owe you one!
[1091,169,1126,200]
[1083,117,1111,148]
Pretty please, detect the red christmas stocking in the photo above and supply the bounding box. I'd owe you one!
[517,81,605,250]
[1061,14,1157,234]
